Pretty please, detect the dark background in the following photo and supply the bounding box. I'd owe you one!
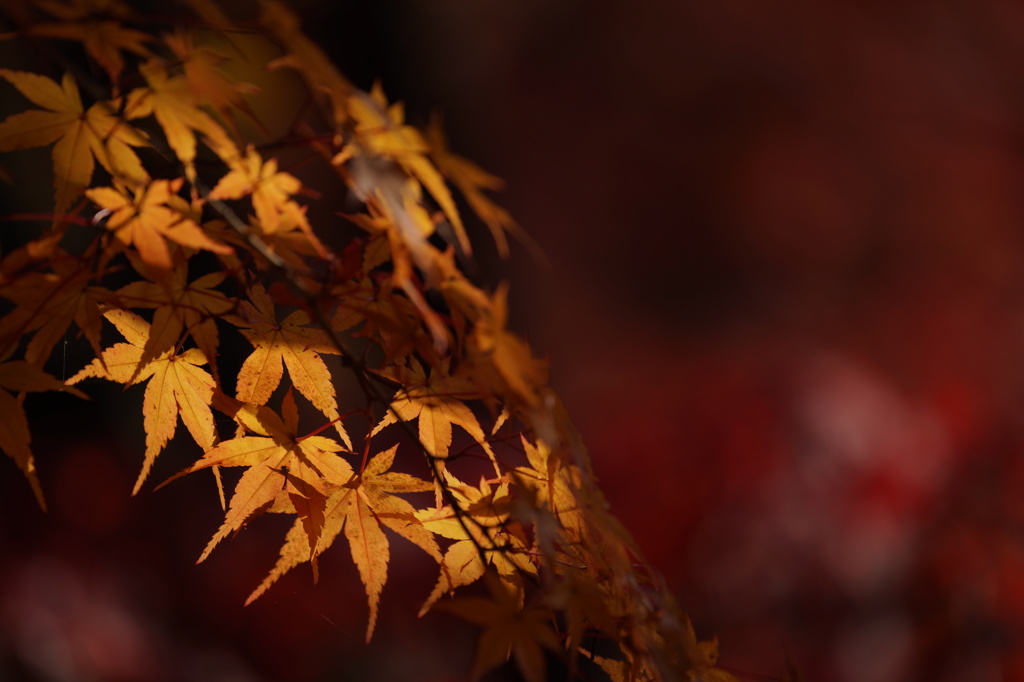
[5,1,1024,680]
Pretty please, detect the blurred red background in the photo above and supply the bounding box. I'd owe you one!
[5,1,1024,680]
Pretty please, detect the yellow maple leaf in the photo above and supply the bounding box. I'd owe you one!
[0,69,148,216]
[513,436,585,539]
[124,59,238,180]
[417,473,536,616]
[229,283,350,448]
[247,444,440,642]
[115,255,235,381]
[345,83,468,256]
[209,146,326,257]
[0,346,86,509]
[180,390,353,563]
[67,308,217,494]
[87,178,232,281]
[373,358,500,493]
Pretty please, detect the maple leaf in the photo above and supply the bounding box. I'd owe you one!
[441,572,561,682]
[115,256,234,380]
[0,346,86,509]
[209,146,326,257]
[0,69,148,216]
[512,436,585,539]
[373,358,500,492]
[13,19,153,87]
[87,178,232,281]
[417,473,537,616]
[229,212,323,272]
[584,619,735,682]
[0,221,66,285]
[344,84,469,256]
[124,59,238,180]
[426,118,543,262]
[467,284,548,411]
[228,283,350,448]
[691,638,739,682]
[246,444,440,642]
[67,308,217,493]
[329,273,426,365]
[180,390,353,562]
[341,168,451,351]
[0,253,109,365]
[163,29,260,135]
[196,205,313,274]
[546,576,620,675]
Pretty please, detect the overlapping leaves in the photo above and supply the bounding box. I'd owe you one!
[0,3,736,681]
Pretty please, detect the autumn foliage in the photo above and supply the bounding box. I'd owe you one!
[0,1,734,681]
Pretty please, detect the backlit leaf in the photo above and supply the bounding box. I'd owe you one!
[247,445,439,642]
[87,178,232,281]
[230,283,350,447]
[67,308,216,493]
[0,69,148,216]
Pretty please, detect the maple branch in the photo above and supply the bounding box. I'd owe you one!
[301,294,503,564]
[156,125,505,566]
[0,5,746,678]
[295,408,366,442]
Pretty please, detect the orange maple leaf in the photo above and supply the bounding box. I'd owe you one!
[0,69,148,216]
[373,358,500,493]
[209,146,326,257]
[229,283,350,447]
[329,273,425,364]
[181,390,353,563]
[339,174,451,351]
[67,308,217,493]
[246,444,440,642]
[0,346,86,509]
[416,473,536,616]
[87,178,232,281]
[585,620,733,682]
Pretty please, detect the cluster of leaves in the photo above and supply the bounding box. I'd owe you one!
[0,1,734,680]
